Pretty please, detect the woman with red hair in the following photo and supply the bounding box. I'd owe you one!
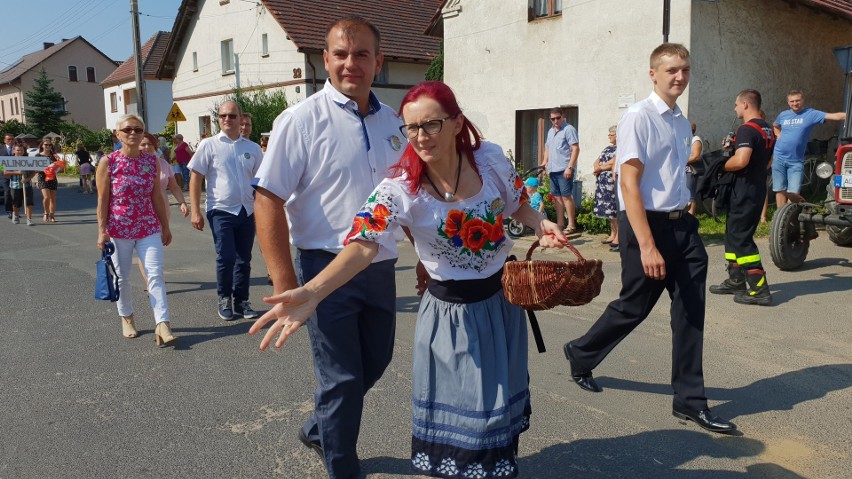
[251,81,566,477]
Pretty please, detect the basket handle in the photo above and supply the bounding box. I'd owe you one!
[525,238,586,262]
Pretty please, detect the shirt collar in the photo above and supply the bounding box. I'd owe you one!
[649,91,683,118]
[216,130,245,144]
[325,79,381,115]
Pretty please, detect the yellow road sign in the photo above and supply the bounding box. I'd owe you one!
[167,103,187,122]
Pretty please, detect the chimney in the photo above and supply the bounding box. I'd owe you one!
[43,42,54,49]
[61,38,69,42]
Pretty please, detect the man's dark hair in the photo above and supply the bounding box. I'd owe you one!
[787,89,804,98]
[737,89,762,109]
[325,16,381,54]
[550,108,563,116]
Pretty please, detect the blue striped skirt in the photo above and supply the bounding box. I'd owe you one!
[411,289,530,478]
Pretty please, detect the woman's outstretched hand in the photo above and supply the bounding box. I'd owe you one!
[248,287,319,351]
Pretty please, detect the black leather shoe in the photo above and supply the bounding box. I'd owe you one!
[673,406,737,434]
[298,429,324,461]
[563,342,602,393]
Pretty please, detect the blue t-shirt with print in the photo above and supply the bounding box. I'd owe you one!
[773,108,826,162]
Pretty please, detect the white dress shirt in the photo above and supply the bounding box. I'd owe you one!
[188,131,262,215]
[616,91,692,212]
[253,80,406,261]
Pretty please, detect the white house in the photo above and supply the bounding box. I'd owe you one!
[434,0,852,194]
[101,31,174,133]
[157,0,442,143]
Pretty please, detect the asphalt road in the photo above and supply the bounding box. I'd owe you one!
[1,178,850,479]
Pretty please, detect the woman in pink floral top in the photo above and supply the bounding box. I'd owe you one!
[96,114,177,347]
[250,82,566,478]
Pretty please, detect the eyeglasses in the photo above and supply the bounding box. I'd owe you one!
[119,127,144,134]
[218,113,238,120]
[550,116,562,121]
[399,115,457,139]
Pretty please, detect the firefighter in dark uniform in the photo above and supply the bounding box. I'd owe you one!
[710,89,774,305]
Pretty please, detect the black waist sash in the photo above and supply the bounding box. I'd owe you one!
[427,267,546,354]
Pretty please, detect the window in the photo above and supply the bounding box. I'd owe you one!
[221,39,234,74]
[68,65,78,82]
[192,51,198,72]
[529,0,562,20]
[199,115,212,138]
[375,62,389,84]
[86,67,96,82]
[110,92,118,112]
[14,97,19,115]
[2,101,5,119]
[261,34,269,57]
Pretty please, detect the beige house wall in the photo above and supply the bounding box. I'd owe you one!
[442,0,692,193]
[690,0,852,149]
[1,39,115,130]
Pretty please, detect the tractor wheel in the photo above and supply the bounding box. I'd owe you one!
[769,203,809,271]
[506,219,527,238]
[826,225,852,246]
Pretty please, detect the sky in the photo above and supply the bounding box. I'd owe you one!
[0,0,180,70]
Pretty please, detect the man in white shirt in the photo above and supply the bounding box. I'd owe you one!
[250,16,406,479]
[188,100,263,321]
[563,43,736,434]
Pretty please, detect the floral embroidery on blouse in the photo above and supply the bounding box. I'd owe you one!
[344,188,398,243]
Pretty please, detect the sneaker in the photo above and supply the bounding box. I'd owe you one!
[709,278,745,295]
[12,215,19,224]
[26,219,33,226]
[234,300,259,319]
[218,296,234,321]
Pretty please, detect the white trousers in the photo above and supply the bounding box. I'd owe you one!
[112,233,170,324]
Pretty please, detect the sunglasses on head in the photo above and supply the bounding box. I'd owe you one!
[119,127,144,134]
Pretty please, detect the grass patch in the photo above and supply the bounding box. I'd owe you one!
[696,207,774,240]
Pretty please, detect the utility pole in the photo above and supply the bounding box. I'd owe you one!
[130,0,147,127]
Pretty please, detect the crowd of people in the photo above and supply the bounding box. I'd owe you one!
[2,14,845,479]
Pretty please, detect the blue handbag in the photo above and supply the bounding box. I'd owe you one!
[95,242,120,302]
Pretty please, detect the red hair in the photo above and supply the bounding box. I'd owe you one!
[390,81,482,194]
[142,133,159,148]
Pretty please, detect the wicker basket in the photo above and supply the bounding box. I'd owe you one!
[502,239,604,310]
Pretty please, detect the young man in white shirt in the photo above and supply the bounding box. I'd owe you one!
[563,43,736,434]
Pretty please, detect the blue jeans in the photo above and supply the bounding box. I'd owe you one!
[207,207,255,301]
[297,249,396,479]
[178,163,190,187]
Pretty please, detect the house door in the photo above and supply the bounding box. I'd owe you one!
[514,106,578,172]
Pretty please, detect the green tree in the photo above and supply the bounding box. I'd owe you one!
[24,68,68,136]
[425,41,443,81]
[213,86,288,143]
[0,119,30,137]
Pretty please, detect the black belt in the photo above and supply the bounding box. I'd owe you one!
[646,208,689,220]
[297,248,338,259]
[428,267,546,354]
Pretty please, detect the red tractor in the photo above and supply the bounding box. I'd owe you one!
[769,46,852,270]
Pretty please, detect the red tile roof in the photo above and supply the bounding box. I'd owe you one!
[798,0,852,21]
[261,0,442,62]
[101,31,172,86]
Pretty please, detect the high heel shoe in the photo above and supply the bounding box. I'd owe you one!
[155,322,179,347]
[49,214,56,223]
[121,315,138,339]
[43,213,48,223]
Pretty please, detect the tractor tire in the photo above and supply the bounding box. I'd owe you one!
[769,203,809,270]
[826,225,852,246]
[506,219,527,238]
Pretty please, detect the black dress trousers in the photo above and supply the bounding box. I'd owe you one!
[572,210,709,411]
